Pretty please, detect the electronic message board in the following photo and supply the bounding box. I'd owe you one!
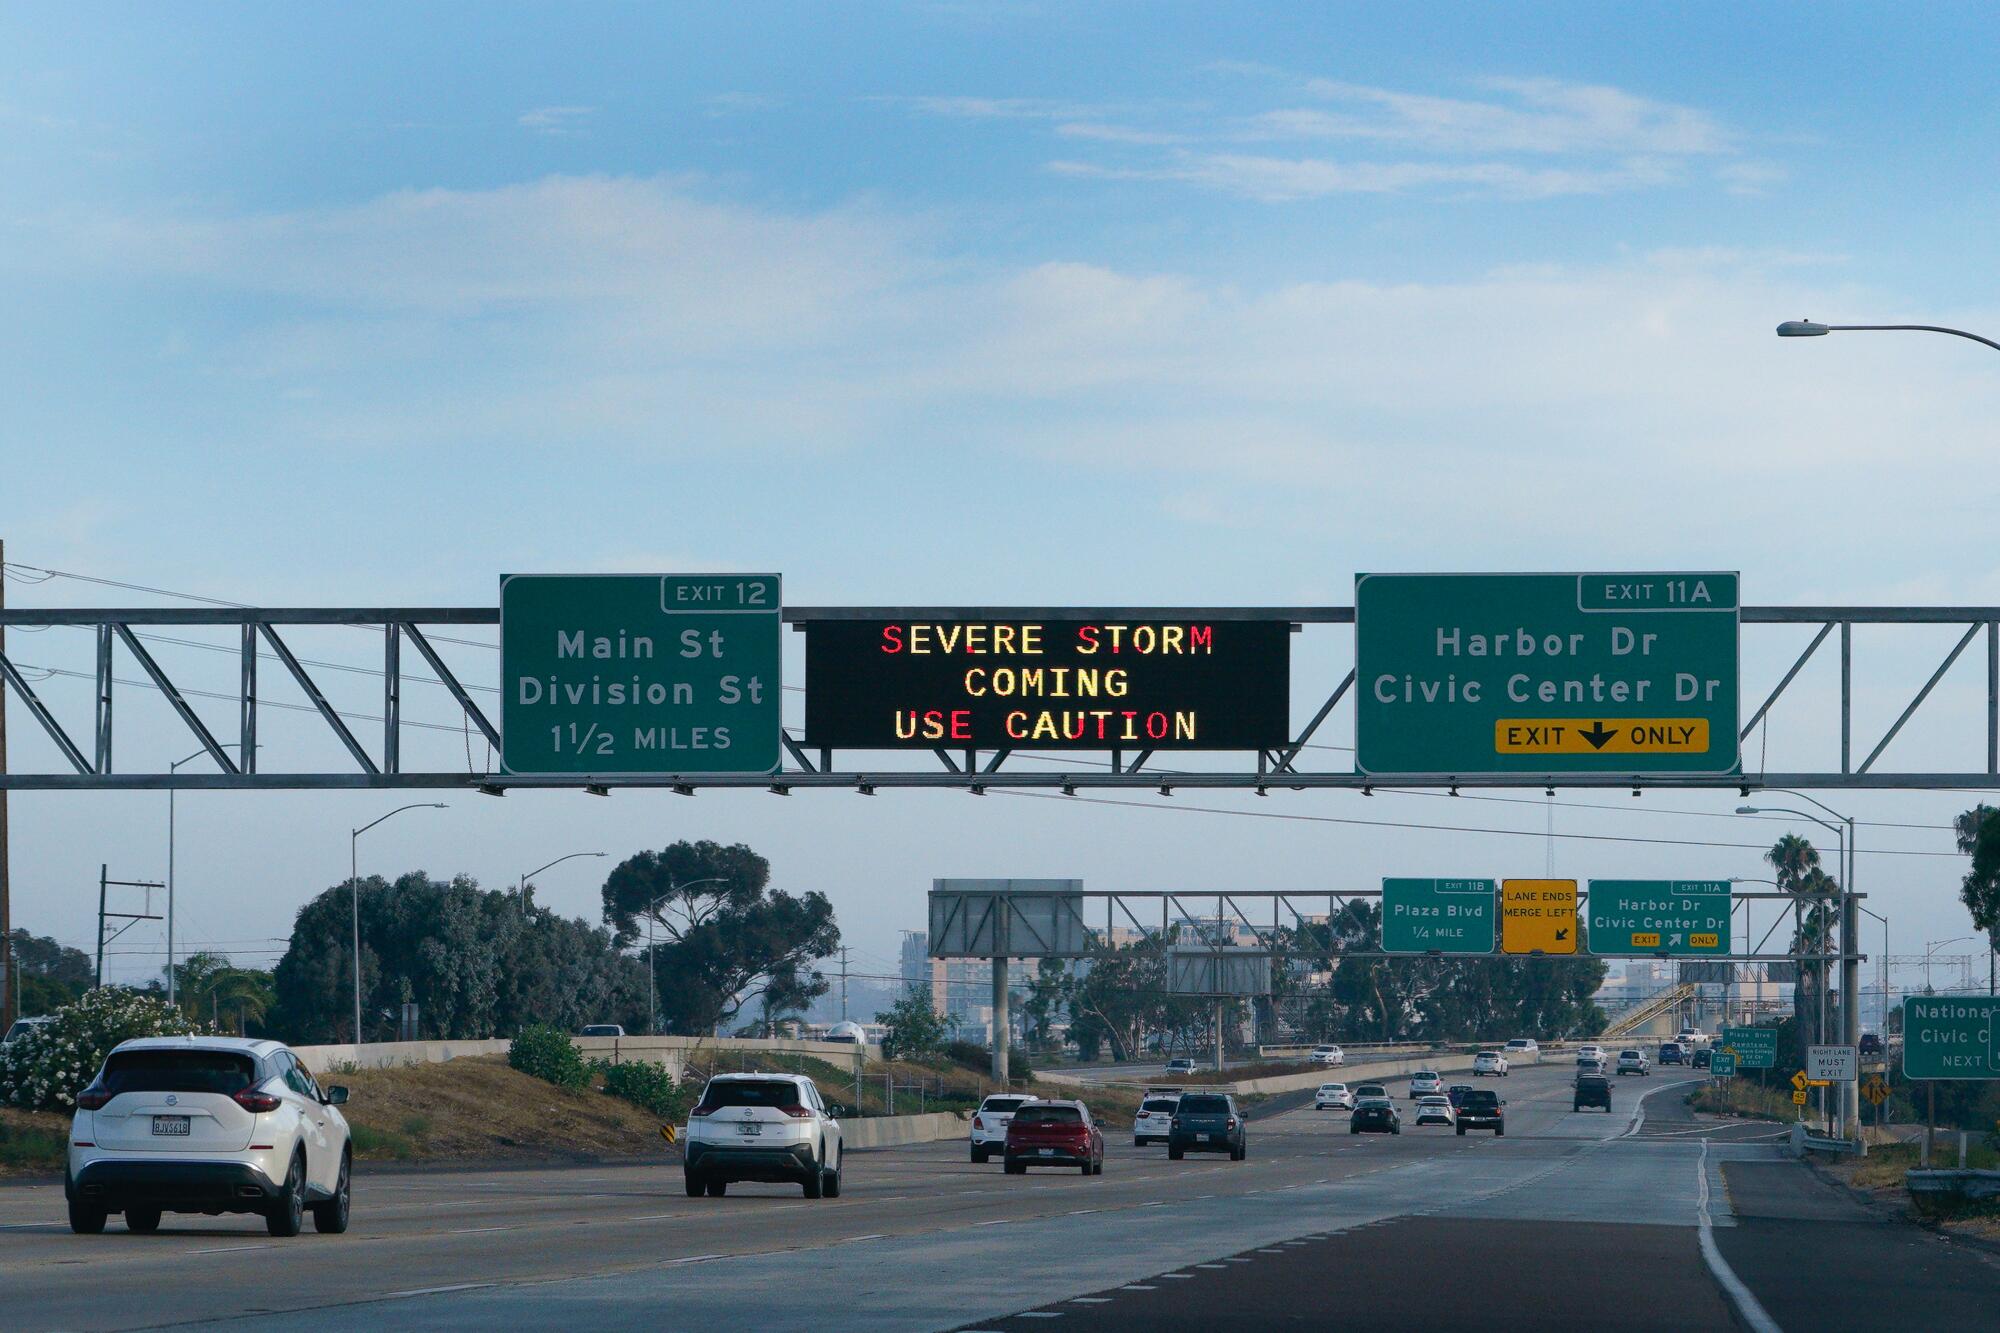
[803,619,1290,750]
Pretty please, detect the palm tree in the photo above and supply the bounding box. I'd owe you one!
[1766,835,1834,1057]
[164,951,275,1033]
[1953,804,1998,855]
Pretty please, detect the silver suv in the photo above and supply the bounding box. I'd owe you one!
[683,1073,844,1199]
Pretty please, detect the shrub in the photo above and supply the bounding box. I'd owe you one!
[0,988,208,1112]
[593,1058,698,1121]
[509,1024,588,1091]
[942,1039,1034,1080]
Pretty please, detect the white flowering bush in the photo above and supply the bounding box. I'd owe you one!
[0,989,210,1112]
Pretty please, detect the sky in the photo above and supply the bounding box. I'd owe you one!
[4,3,1999,1006]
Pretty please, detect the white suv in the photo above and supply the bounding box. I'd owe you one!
[972,1093,1031,1161]
[1133,1092,1180,1146]
[67,1037,351,1237]
[684,1073,843,1198]
[1472,1051,1510,1077]
[1408,1070,1443,1099]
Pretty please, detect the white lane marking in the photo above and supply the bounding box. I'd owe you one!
[840,1233,886,1243]
[1157,1274,1195,1280]
[1696,1139,1782,1333]
[1066,1209,1100,1216]
[665,1253,725,1266]
[382,1283,494,1299]
[1195,1263,1228,1268]
[446,1226,510,1235]
[1121,1285,1157,1291]
[973,1219,1012,1228]
[629,1213,687,1221]
[1070,1297,1113,1304]
[190,1244,274,1255]
[1016,1314,1063,1320]
[1620,1076,1693,1138]
[0,1222,61,1230]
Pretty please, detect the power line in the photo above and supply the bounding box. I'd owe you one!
[12,662,480,736]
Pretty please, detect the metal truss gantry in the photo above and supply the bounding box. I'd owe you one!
[2,603,1998,791]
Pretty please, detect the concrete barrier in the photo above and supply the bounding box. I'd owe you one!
[291,1033,880,1076]
[839,1111,970,1151]
[1217,1053,1480,1097]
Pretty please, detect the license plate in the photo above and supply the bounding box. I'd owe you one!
[737,1123,762,1136]
[152,1116,190,1137]
[1039,1147,1055,1155]
[1200,1133,1215,1142]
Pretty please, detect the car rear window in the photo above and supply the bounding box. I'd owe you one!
[1141,1099,1180,1113]
[1356,1085,1386,1097]
[1176,1094,1230,1114]
[696,1079,802,1111]
[1461,1091,1500,1109]
[1414,1071,1438,1079]
[983,1097,1029,1113]
[1356,1098,1392,1109]
[101,1049,256,1095]
[1014,1105,1083,1126]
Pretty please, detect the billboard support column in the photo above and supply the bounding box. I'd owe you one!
[1842,885,1861,1142]
[1214,998,1224,1075]
[991,955,1009,1085]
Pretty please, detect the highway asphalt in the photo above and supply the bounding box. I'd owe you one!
[0,1062,1993,1329]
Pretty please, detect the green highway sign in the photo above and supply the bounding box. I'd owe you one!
[1587,880,1732,956]
[500,574,782,776]
[1382,878,1496,954]
[1720,1025,1777,1069]
[1354,573,1740,776]
[1902,996,2000,1080]
[1709,1050,1738,1078]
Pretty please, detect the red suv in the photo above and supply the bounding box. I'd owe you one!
[1003,1100,1104,1176]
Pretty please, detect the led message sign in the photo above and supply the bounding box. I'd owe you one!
[803,619,1290,749]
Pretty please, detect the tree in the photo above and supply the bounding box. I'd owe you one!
[7,929,95,1015]
[164,951,275,1033]
[1958,805,2000,986]
[1767,833,1835,1061]
[876,983,947,1062]
[272,872,647,1042]
[601,841,838,1036]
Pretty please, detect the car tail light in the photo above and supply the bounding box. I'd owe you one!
[1226,1118,1237,1130]
[71,1141,94,1148]
[234,1088,282,1113]
[780,1105,811,1118]
[972,1115,984,1130]
[74,1085,112,1111]
[690,1105,712,1117]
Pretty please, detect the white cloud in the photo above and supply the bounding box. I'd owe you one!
[1279,77,1731,156]
[517,105,596,135]
[1052,153,1679,201]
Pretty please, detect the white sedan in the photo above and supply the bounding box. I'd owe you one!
[1314,1082,1355,1111]
[1310,1045,1346,1067]
[1473,1051,1510,1077]
[1408,1070,1443,1099]
[1412,1096,1457,1127]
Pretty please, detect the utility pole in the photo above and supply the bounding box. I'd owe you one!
[837,946,850,1021]
[0,536,12,1032]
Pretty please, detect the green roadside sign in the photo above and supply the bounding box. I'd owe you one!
[500,573,782,776]
[1902,996,2000,1080]
[1382,878,1496,954]
[1709,1050,1738,1078]
[1587,880,1732,956]
[1720,1025,1776,1069]
[1354,572,1740,777]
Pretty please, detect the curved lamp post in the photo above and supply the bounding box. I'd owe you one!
[1778,319,2000,353]
[350,803,447,1051]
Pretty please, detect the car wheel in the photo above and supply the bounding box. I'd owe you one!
[312,1150,352,1234]
[68,1195,107,1235]
[1168,1145,1183,1160]
[1455,1125,1466,1136]
[706,1178,727,1197]
[971,1145,988,1164]
[685,1171,704,1197]
[1004,1161,1025,1175]
[1391,1125,1400,1135]
[125,1207,162,1234]
[265,1152,306,1238]
[824,1164,842,1198]
[1496,1127,1506,1137]
[804,1150,826,1198]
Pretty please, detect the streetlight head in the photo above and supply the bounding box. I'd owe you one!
[1735,805,1762,814]
[1776,319,1830,338]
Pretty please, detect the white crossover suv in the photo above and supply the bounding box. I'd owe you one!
[684,1073,844,1198]
[1133,1091,1181,1146]
[972,1093,1031,1161]
[67,1037,351,1237]
[1473,1051,1510,1077]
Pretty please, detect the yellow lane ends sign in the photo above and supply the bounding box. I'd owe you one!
[1495,718,1711,755]
[1501,879,1577,955]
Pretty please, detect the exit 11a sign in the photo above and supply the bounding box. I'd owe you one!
[1587,880,1732,956]
[1382,879,1496,954]
[500,574,782,776]
[1354,573,1740,777]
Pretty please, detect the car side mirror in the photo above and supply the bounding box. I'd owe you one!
[827,1104,844,1118]
[324,1086,349,1106]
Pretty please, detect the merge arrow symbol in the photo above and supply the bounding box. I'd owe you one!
[1555,927,1569,941]
[1579,721,1617,750]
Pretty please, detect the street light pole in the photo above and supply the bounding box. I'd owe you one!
[516,851,607,916]
[643,877,728,1036]
[166,743,255,1009]
[349,804,447,1053]
[1777,319,2000,353]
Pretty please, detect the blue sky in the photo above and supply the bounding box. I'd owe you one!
[3,5,1998,995]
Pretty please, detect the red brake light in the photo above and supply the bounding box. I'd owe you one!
[780,1105,811,1119]
[74,1086,112,1111]
[972,1115,984,1129]
[1226,1117,1237,1130]
[234,1088,281,1113]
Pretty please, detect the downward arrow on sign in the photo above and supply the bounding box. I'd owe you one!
[1555,928,1569,941]
[1579,721,1617,750]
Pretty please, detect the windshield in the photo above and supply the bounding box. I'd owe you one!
[100,1049,256,1095]
[696,1080,803,1111]
[1013,1105,1083,1126]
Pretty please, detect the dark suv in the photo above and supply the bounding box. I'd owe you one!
[1168,1092,1246,1161]
[1455,1089,1505,1135]
[1573,1073,1613,1112]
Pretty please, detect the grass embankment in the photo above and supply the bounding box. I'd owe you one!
[1687,1080,1801,1122]
[0,1106,69,1176]
[1824,1139,2000,1242]
[334,1055,670,1163]
[1177,1060,1316,1085]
